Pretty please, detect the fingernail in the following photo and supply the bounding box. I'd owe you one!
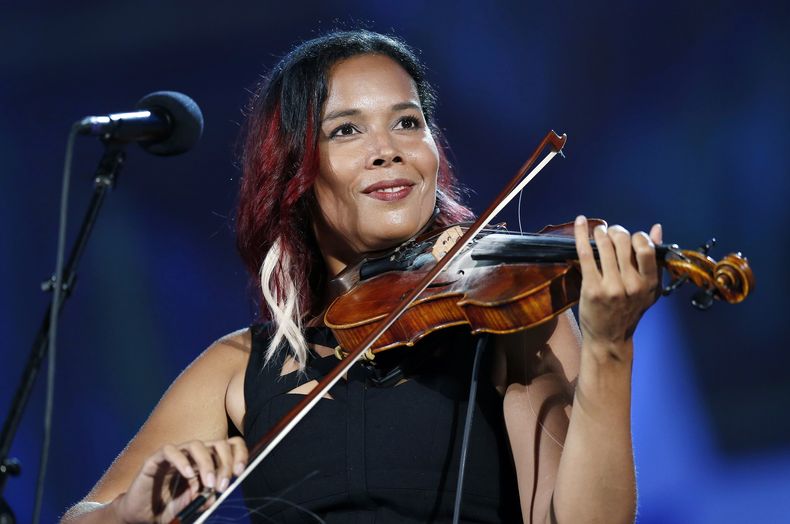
[575,215,585,225]
[595,224,607,234]
[206,472,216,488]
[234,462,245,476]
[219,476,229,492]
[185,466,196,478]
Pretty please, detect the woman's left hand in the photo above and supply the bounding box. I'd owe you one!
[573,215,663,361]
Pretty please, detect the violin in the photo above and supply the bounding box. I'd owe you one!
[325,220,754,360]
[175,130,754,523]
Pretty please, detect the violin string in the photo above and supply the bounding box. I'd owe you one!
[517,188,525,235]
[525,384,565,449]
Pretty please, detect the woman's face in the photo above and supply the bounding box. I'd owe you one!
[314,53,439,275]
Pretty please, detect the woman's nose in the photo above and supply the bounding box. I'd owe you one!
[367,133,403,168]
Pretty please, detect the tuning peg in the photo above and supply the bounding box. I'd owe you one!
[691,289,715,310]
[699,238,716,255]
[662,275,687,296]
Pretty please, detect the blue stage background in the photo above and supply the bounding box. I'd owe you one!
[1,1,788,522]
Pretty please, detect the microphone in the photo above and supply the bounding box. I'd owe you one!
[76,91,204,156]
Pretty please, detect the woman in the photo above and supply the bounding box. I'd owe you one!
[63,30,662,523]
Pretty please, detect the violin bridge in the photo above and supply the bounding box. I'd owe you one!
[431,225,464,261]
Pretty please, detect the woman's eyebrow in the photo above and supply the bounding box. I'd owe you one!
[322,108,359,123]
[321,101,421,124]
[391,101,421,112]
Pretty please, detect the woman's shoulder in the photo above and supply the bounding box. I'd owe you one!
[201,322,287,363]
[174,327,259,396]
[204,326,254,357]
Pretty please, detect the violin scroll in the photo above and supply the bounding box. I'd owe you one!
[663,245,754,310]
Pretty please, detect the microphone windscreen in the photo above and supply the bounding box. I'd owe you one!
[135,91,204,156]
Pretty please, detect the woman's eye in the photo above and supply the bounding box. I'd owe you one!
[330,123,358,138]
[396,116,421,130]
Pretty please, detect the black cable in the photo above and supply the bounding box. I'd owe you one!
[452,333,489,524]
[32,123,79,524]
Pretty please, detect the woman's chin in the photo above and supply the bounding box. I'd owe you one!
[374,211,432,242]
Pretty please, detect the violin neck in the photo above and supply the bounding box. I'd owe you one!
[470,234,671,264]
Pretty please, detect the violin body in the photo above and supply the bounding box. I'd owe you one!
[326,261,580,354]
[325,220,599,355]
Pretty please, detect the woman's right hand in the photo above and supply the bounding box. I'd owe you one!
[113,436,248,524]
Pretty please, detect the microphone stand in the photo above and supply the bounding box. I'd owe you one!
[0,139,127,524]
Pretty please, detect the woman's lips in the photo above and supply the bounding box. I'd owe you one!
[362,179,415,201]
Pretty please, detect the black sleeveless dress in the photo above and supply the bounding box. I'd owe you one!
[241,323,523,523]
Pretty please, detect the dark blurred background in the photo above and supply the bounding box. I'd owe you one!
[1,1,788,522]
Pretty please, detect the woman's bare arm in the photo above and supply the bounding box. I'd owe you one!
[61,329,251,523]
[504,217,662,524]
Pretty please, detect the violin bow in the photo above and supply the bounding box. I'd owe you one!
[173,130,567,524]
